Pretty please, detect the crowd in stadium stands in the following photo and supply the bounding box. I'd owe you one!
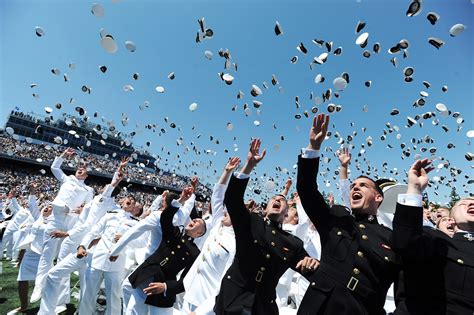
[0,133,211,197]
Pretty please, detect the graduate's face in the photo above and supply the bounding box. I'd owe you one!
[131,203,143,217]
[121,196,136,211]
[75,167,88,180]
[437,216,455,237]
[435,208,450,222]
[185,218,206,238]
[349,178,383,214]
[283,205,298,225]
[451,198,474,229]
[265,195,288,223]
[42,204,53,217]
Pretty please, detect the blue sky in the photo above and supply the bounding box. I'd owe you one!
[1,0,473,204]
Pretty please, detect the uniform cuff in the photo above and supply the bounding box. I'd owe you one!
[301,148,320,159]
[234,172,250,179]
[171,199,182,208]
[397,194,423,207]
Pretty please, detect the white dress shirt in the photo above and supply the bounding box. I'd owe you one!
[67,184,117,243]
[109,194,196,259]
[81,209,140,272]
[183,182,236,314]
[50,157,94,219]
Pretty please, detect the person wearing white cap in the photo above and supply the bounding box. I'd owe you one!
[181,157,239,315]
[31,148,94,303]
[7,199,50,315]
[37,164,126,315]
[77,193,143,315]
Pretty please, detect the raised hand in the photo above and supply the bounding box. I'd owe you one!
[281,178,293,197]
[111,171,125,187]
[191,176,199,189]
[61,148,75,158]
[308,114,330,150]
[247,138,266,166]
[225,157,241,172]
[337,147,351,167]
[118,157,129,172]
[407,158,434,195]
[178,186,194,204]
[327,192,335,207]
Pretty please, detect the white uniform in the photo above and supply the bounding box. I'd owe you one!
[32,156,93,302]
[79,209,140,315]
[278,200,322,310]
[182,183,236,315]
[109,196,195,315]
[38,185,117,315]
[1,197,36,260]
[17,215,48,281]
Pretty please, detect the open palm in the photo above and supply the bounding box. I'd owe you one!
[247,138,266,166]
[309,114,330,150]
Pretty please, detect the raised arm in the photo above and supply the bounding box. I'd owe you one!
[209,157,241,228]
[51,148,75,182]
[393,158,435,261]
[225,139,265,241]
[109,211,160,258]
[337,147,351,208]
[296,114,332,241]
[53,167,125,240]
[161,191,191,238]
[281,178,293,197]
[173,186,196,226]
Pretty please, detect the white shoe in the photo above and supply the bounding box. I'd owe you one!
[30,285,42,303]
[6,307,26,314]
[55,304,67,314]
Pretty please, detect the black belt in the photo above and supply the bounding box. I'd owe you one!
[318,263,376,300]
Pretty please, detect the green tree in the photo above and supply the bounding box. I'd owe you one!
[448,187,461,208]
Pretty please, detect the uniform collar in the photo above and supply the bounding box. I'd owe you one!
[353,212,379,224]
[453,231,474,241]
[264,217,282,230]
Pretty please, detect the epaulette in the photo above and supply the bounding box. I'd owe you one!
[131,216,139,221]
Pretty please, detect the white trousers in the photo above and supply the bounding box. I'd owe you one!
[122,276,134,311]
[55,235,80,307]
[33,205,68,293]
[126,279,173,315]
[295,275,309,308]
[38,253,88,315]
[79,267,124,315]
[276,269,295,307]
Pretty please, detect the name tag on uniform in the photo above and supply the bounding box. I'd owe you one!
[381,244,391,250]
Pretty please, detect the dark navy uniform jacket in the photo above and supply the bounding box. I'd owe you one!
[214,175,309,315]
[296,155,401,315]
[129,204,200,308]
[393,202,474,315]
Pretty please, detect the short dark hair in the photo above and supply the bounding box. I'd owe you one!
[356,175,384,197]
[165,192,180,208]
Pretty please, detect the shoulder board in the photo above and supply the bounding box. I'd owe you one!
[131,217,139,221]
